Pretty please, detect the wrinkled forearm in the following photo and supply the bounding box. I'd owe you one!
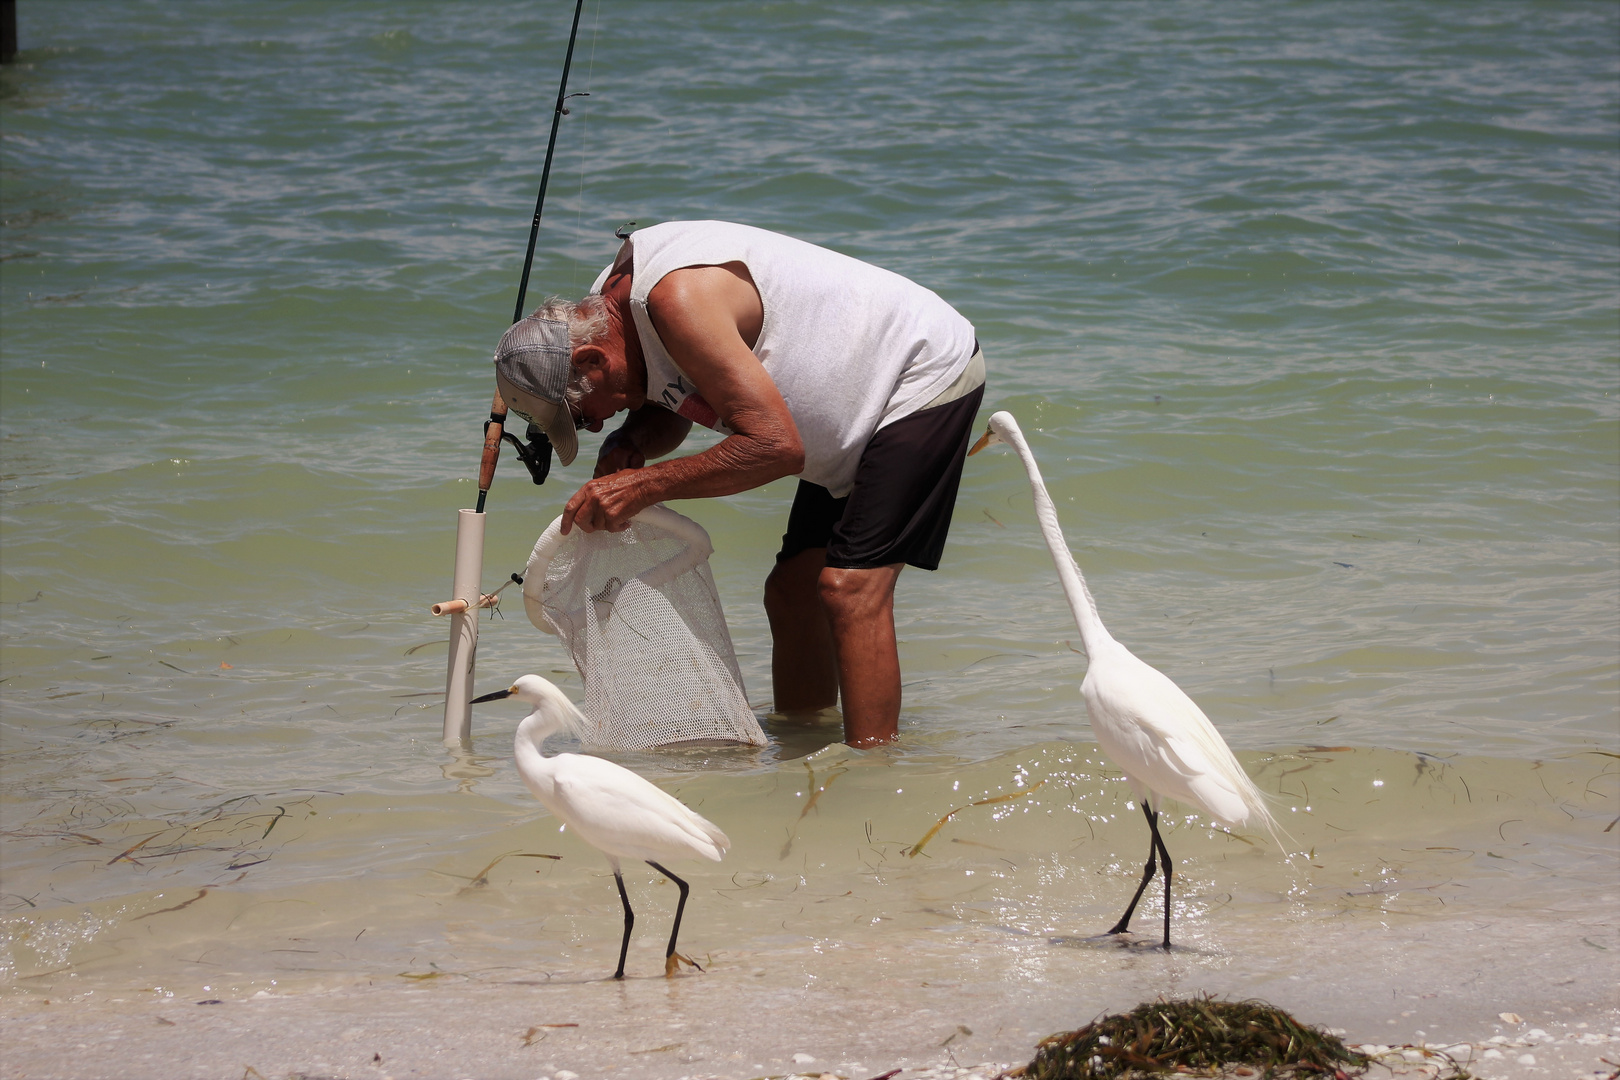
[624,428,804,503]
[561,423,803,534]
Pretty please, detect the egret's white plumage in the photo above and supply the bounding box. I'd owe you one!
[971,411,1280,947]
[472,674,728,977]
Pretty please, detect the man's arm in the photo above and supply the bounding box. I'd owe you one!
[562,264,804,533]
[595,405,693,478]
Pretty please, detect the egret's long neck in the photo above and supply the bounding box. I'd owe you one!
[514,710,567,774]
[1007,428,1113,655]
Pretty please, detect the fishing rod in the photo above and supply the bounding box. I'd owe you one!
[440,0,589,746]
[477,0,588,514]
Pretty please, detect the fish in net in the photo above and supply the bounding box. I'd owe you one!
[521,504,766,750]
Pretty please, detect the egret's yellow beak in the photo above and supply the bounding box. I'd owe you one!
[968,430,994,456]
[470,686,516,704]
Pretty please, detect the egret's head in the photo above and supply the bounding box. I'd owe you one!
[471,675,586,739]
[968,410,1020,455]
[470,673,557,707]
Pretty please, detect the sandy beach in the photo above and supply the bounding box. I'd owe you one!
[2,940,1616,1080]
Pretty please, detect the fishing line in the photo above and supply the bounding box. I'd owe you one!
[574,0,604,293]
[477,572,528,624]
[510,0,589,326]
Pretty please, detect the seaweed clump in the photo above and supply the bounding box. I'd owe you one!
[1020,997,1372,1080]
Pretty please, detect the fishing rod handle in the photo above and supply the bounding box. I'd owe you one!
[479,389,508,497]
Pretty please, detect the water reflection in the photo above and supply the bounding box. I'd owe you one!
[439,745,497,791]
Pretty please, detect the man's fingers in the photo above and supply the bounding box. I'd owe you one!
[560,488,590,535]
[563,472,643,536]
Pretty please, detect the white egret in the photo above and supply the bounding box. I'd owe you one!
[970,411,1281,949]
[470,674,730,978]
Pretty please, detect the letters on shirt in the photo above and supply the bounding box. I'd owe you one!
[659,374,725,432]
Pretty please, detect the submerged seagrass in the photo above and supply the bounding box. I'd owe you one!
[1024,998,1374,1080]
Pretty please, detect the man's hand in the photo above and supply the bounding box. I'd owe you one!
[561,468,651,534]
[594,404,692,478]
[594,429,646,478]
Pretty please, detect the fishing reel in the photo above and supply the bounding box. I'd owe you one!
[490,420,552,486]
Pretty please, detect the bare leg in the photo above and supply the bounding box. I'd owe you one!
[648,861,701,976]
[1107,802,1160,937]
[818,563,903,747]
[611,865,634,979]
[764,548,838,713]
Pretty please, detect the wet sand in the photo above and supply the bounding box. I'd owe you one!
[3,745,1614,1080]
[1,929,1615,1080]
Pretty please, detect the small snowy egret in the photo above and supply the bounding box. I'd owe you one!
[970,411,1281,949]
[470,674,730,978]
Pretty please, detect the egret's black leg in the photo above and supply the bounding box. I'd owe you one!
[612,869,634,979]
[1146,809,1174,949]
[648,861,702,976]
[1107,803,1160,935]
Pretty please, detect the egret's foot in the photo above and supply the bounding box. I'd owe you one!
[1046,933,1137,951]
[664,952,704,977]
[1105,929,1175,953]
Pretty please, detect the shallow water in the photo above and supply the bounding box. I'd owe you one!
[1,1,1616,1071]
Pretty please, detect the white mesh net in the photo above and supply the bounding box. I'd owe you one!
[521,504,766,750]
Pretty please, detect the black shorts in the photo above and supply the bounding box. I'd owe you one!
[776,382,985,572]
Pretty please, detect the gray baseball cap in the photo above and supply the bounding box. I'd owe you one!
[492,316,578,467]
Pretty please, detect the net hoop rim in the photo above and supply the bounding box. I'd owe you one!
[521,503,715,634]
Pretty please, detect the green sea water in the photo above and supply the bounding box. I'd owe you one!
[1,3,1616,1075]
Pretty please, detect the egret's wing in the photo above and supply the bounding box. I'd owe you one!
[1084,651,1260,827]
[549,754,730,863]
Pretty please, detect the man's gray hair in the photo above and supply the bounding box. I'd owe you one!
[530,295,609,408]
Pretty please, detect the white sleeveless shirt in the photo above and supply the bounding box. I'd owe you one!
[589,221,976,498]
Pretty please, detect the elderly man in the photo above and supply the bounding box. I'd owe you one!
[492,220,984,747]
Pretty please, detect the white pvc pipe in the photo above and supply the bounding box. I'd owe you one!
[441,508,485,745]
